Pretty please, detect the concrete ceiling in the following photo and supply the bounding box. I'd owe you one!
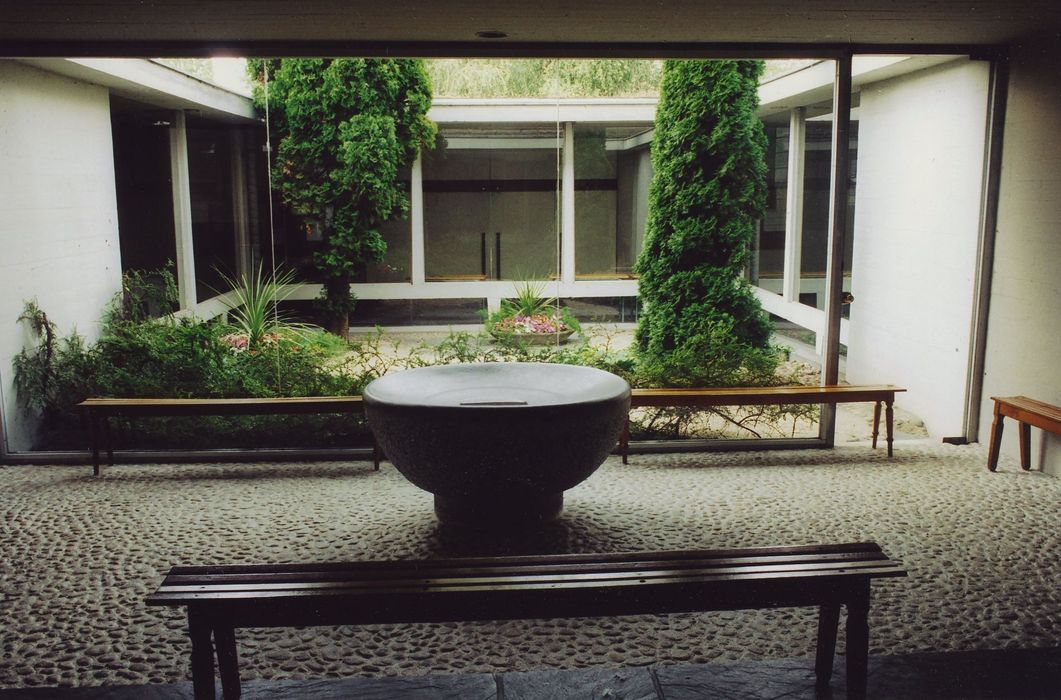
[2,1,1060,56]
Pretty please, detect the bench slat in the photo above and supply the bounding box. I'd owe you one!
[159,550,892,587]
[630,385,903,407]
[78,396,364,417]
[149,565,904,600]
[153,559,901,597]
[162,542,885,576]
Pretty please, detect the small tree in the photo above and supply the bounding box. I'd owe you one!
[634,59,777,385]
[250,59,435,337]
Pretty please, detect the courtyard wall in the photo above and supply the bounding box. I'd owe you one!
[846,58,990,438]
[0,62,123,452]
[983,38,1061,477]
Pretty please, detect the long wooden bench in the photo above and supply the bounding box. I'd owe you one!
[620,384,906,462]
[146,541,906,700]
[987,395,1061,471]
[77,397,375,476]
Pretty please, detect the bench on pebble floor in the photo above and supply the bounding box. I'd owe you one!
[77,396,377,476]
[987,395,1061,471]
[146,541,906,700]
[620,384,906,462]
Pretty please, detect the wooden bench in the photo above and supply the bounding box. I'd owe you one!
[620,384,906,462]
[987,395,1061,471]
[146,541,906,700]
[77,397,376,476]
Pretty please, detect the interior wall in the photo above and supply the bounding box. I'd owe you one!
[845,58,990,438]
[0,62,123,452]
[980,38,1061,476]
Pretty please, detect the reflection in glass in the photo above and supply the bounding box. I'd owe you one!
[422,126,560,281]
[573,125,653,278]
[800,119,858,310]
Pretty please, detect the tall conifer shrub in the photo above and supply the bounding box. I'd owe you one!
[249,59,435,337]
[634,60,778,385]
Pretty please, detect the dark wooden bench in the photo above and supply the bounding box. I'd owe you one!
[146,541,906,700]
[987,395,1061,471]
[77,396,376,476]
[620,384,906,462]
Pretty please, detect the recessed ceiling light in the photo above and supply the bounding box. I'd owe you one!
[476,30,508,39]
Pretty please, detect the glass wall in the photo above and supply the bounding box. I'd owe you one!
[187,121,237,300]
[363,167,412,283]
[799,118,858,310]
[754,122,789,285]
[422,126,561,281]
[573,125,653,278]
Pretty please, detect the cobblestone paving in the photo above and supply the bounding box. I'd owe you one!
[0,442,1057,688]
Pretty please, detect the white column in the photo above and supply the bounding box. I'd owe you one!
[410,155,426,286]
[782,107,806,304]
[169,110,197,310]
[560,122,576,286]
[229,129,252,278]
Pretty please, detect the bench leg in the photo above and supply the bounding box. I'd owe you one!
[987,403,1005,471]
[1018,422,1032,470]
[188,610,217,700]
[103,417,114,466]
[372,439,381,471]
[89,415,102,477]
[621,418,630,465]
[845,588,871,700]
[871,401,881,450]
[885,399,895,457]
[214,624,242,699]
[815,603,841,688]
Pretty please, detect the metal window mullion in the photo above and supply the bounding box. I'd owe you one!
[962,54,1009,442]
[819,54,854,445]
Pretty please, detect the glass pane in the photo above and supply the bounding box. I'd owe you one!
[422,127,560,281]
[110,97,177,277]
[574,124,653,278]
[799,118,858,310]
[187,123,236,301]
[364,167,412,282]
[753,122,789,291]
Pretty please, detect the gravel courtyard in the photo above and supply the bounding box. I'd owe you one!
[0,441,1058,689]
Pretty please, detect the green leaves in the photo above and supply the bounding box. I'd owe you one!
[252,58,436,334]
[634,60,776,386]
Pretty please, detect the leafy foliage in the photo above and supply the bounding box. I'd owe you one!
[216,263,309,347]
[426,59,662,98]
[248,58,436,336]
[634,60,780,386]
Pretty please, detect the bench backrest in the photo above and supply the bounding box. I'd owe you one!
[147,542,905,628]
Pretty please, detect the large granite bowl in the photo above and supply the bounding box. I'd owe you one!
[363,362,631,526]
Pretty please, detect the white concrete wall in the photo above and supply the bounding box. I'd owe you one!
[981,39,1061,477]
[0,62,123,452]
[846,58,990,438]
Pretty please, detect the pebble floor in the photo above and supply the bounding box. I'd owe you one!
[0,442,1058,689]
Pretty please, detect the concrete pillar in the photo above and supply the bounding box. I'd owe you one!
[561,122,576,285]
[169,110,197,310]
[783,107,807,304]
[411,155,426,286]
[229,129,253,278]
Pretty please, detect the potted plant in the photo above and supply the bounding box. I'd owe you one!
[486,280,581,346]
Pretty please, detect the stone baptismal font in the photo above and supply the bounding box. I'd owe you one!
[364,362,631,527]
